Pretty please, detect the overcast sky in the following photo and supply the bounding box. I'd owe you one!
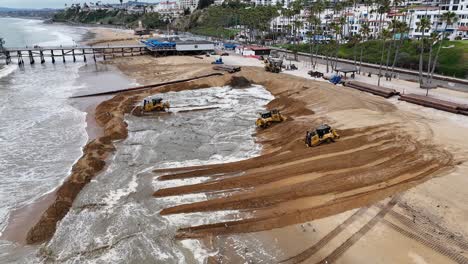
[0,0,123,9]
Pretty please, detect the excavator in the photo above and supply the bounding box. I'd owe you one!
[143,97,170,112]
[256,109,284,128]
[264,57,283,73]
[305,124,340,147]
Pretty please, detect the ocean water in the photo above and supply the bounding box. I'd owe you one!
[0,17,278,263]
[42,86,275,263]
[0,17,81,48]
[0,18,112,262]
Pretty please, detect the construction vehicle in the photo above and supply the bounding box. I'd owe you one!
[143,97,170,112]
[329,74,343,85]
[305,124,340,147]
[212,57,224,65]
[308,70,324,78]
[256,109,284,128]
[264,58,283,73]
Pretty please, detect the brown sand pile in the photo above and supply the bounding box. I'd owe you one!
[25,65,231,244]
[228,76,251,88]
[87,37,137,46]
[26,64,454,245]
[151,67,454,240]
[104,56,215,86]
[26,137,115,243]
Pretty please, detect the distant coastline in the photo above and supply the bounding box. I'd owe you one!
[51,20,131,30]
[0,7,58,20]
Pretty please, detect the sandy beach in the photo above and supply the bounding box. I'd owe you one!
[5,27,468,263]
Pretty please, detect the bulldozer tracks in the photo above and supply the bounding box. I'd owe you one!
[382,219,468,264]
[388,210,468,252]
[314,195,400,264]
[279,207,369,264]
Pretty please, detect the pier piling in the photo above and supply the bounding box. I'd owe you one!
[17,51,24,66]
[2,44,149,66]
[5,51,11,65]
[28,50,35,65]
[40,50,45,64]
[83,49,87,63]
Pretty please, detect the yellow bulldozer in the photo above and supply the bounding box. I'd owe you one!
[305,124,340,147]
[143,97,170,112]
[256,109,284,128]
[264,58,283,73]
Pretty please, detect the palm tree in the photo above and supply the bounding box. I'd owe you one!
[306,0,324,68]
[416,16,431,88]
[350,34,362,68]
[307,15,320,66]
[329,21,341,70]
[389,20,409,80]
[291,0,303,48]
[424,7,441,84]
[428,11,458,83]
[377,29,391,86]
[331,2,345,70]
[376,0,391,86]
[359,22,370,73]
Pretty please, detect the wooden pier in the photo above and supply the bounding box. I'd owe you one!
[1,44,148,65]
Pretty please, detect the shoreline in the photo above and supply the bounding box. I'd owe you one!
[0,26,114,245]
[2,23,468,262]
[26,63,224,244]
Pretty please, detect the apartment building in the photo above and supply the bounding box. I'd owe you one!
[179,0,200,10]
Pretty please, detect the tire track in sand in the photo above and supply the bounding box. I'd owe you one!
[279,207,369,264]
[382,219,468,264]
[313,195,401,264]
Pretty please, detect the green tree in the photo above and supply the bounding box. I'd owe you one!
[350,34,362,68]
[198,0,214,9]
[376,0,391,86]
[389,20,409,80]
[427,11,458,83]
[416,16,431,89]
[359,23,370,72]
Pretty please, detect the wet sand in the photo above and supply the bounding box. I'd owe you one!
[6,28,468,262]
[92,55,468,263]
[0,61,134,245]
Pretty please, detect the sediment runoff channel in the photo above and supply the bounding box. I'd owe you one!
[41,85,275,263]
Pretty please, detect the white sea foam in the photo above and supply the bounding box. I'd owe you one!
[43,84,275,263]
[180,239,217,264]
[38,29,76,46]
[0,17,102,263]
[102,174,139,210]
[0,65,17,80]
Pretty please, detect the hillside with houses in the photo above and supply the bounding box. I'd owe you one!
[49,0,467,78]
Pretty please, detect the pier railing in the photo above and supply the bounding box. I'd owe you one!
[1,44,149,65]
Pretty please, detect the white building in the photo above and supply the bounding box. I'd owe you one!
[407,2,468,40]
[255,0,293,7]
[155,1,183,17]
[175,40,215,52]
[180,0,199,10]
